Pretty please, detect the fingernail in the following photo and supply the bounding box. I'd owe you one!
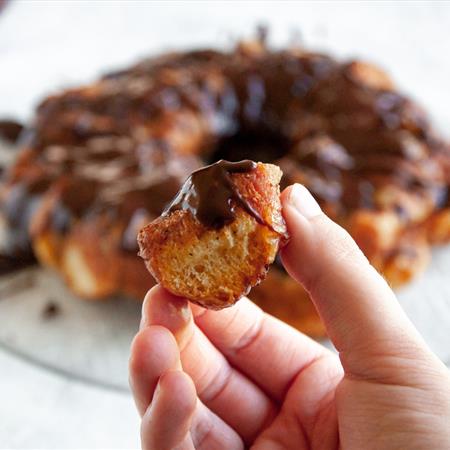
[139,290,153,330]
[288,184,322,219]
[147,289,192,346]
[139,315,145,331]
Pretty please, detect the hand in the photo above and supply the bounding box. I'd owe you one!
[129,184,450,450]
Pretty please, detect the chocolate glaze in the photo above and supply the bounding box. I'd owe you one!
[0,41,449,269]
[164,160,262,228]
[0,119,23,143]
[0,254,35,275]
[1,175,53,256]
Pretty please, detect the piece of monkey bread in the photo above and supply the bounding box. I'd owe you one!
[137,160,288,309]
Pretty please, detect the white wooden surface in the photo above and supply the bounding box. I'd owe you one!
[0,2,449,448]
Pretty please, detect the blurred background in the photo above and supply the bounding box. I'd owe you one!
[0,1,449,448]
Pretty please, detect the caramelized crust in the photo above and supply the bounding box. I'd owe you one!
[138,163,286,309]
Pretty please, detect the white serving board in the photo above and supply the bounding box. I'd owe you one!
[0,246,448,398]
[0,267,141,392]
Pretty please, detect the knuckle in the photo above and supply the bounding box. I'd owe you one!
[199,360,233,404]
[191,416,215,450]
[232,311,265,356]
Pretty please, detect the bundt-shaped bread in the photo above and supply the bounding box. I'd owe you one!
[1,37,449,335]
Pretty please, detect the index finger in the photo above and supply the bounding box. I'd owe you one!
[191,297,331,401]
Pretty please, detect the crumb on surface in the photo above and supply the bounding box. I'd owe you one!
[42,301,60,319]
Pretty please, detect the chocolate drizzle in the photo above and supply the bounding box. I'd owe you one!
[0,40,449,275]
[164,160,262,228]
[0,119,23,144]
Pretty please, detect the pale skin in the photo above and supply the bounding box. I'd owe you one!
[129,184,450,450]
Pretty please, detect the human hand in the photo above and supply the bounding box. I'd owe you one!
[129,184,450,449]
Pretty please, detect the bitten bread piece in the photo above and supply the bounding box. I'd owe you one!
[137,160,287,309]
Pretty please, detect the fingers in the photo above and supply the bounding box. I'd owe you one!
[190,401,245,450]
[254,353,342,450]
[130,325,244,449]
[190,298,329,401]
[282,354,342,447]
[280,184,429,372]
[142,371,245,450]
[129,326,181,416]
[142,286,276,444]
[141,370,196,450]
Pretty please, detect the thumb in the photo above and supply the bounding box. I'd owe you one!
[280,184,436,377]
